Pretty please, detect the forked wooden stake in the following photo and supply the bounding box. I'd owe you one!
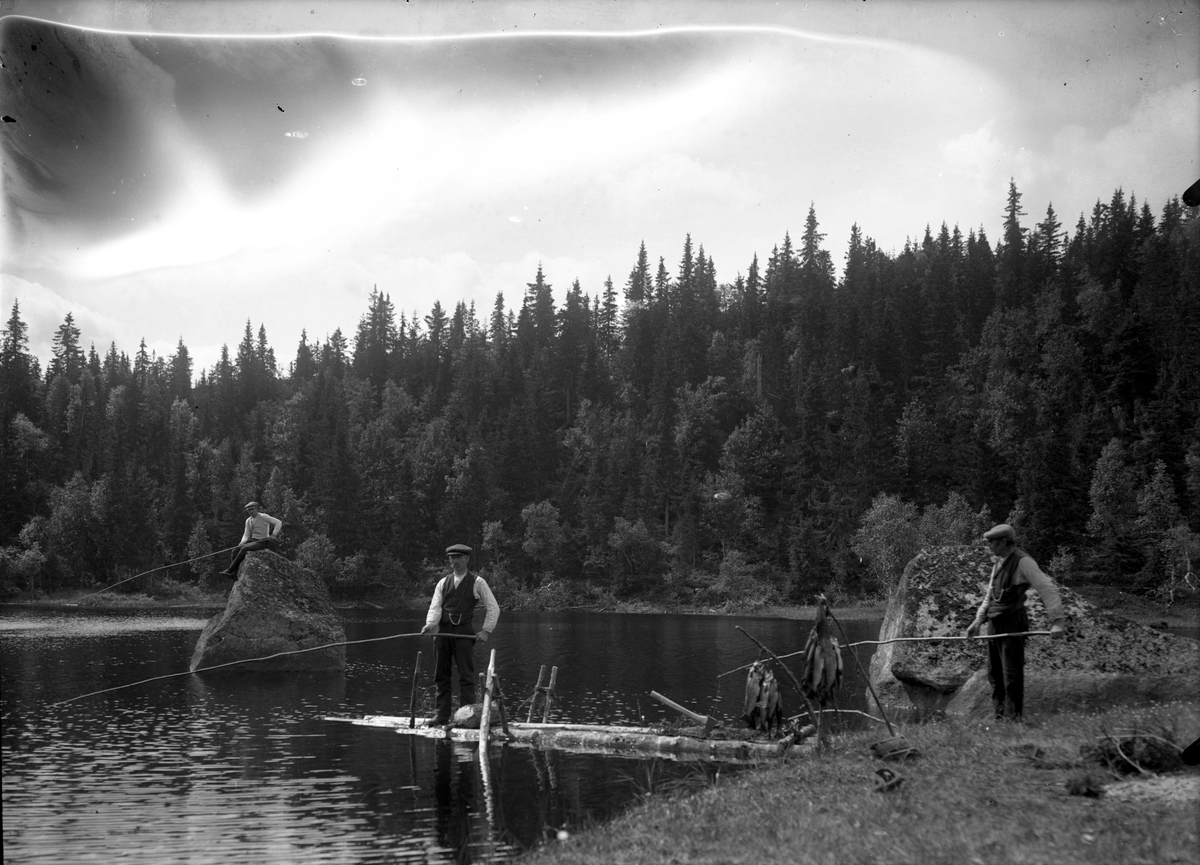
[408,650,422,729]
[542,666,559,723]
[527,665,547,723]
[492,675,513,738]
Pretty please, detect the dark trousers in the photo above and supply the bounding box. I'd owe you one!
[987,607,1029,720]
[433,622,476,722]
[229,537,274,575]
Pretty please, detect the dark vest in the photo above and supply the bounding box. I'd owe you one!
[986,550,1028,618]
[439,572,477,626]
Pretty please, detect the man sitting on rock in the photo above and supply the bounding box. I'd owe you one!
[220,501,283,580]
[965,523,1066,722]
[420,544,501,726]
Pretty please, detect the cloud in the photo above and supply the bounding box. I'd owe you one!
[1038,78,1199,214]
[375,252,487,319]
[597,152,753,219]
[0,275,123,366]
[934,79,1199,238]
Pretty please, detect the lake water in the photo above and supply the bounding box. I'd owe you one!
[0,606,883,864]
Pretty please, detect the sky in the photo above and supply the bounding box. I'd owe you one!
[1,0,1197,378]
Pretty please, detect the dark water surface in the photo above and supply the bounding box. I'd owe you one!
[1,606,882,864]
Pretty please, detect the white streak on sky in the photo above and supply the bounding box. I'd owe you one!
[68,55,768,280]
[1,16,912,51]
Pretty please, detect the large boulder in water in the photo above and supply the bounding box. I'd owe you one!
[868,545,1199,718]
[190,551,346,672]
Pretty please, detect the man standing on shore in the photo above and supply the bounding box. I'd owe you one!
[420,544,501,726]
[220,501,283,580]
[965,523,1066,722]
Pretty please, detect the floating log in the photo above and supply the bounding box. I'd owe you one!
[324,715,801,763]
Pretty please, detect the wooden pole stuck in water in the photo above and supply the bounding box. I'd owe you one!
[528,665,547,723]
[543,666,558,723]
[493,675,512,738]
[479,649,497,751]
[408,651,422,729]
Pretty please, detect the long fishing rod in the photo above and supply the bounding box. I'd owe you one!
[847,630,1053,647]
[717,630,1054,679]
[68,546,243,605]
[48,630,477,707]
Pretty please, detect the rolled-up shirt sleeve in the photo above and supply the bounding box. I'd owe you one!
[474,577,500,633]
[974,562,998,622]
[1018,557,1065,623]
[425,578,447,629]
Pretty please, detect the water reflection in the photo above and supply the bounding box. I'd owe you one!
[1,606,882,864]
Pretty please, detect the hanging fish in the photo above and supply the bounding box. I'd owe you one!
[756,665,783,735]
[801,595,843,706]
[742,660,766,728]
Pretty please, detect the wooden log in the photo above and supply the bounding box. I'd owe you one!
[325,715,799,762]
[408,650,422,729]
[479,649,497,751]
[336,716,663,735]
[528,665,547,723]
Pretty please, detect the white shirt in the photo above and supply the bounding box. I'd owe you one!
[239,512,283,544]
[424,571,501,634]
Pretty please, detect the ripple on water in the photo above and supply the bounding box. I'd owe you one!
[4,608,873,863]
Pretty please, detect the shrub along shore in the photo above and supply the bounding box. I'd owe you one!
[15,578,1197,631]
[520,701,1200,865]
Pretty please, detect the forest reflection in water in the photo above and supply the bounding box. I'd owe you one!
[1,606,882,864]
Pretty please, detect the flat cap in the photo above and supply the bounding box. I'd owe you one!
[983,523,1016,541]
[244,501,261,509]
[445,544,473,556]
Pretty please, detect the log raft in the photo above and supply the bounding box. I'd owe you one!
[324,714,801,762]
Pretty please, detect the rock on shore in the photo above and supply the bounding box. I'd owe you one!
[190,551,346,672]
[868,545,1199,718]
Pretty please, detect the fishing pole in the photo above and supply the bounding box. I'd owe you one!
[717,630,1055,679]
[846,630,1053,647]
[48,630,478,707]
[68,545,243,605]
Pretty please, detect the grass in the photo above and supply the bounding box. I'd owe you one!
[521,701,1200,865]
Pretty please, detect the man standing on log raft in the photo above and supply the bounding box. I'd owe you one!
[965,523,1066,722]
[420,544,501,726]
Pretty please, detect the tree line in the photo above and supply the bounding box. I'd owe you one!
[2,181,1197,605]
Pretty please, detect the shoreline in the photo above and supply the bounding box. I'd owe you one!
[4,591,1196,630]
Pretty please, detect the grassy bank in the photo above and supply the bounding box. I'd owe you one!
[522,701,1200,865]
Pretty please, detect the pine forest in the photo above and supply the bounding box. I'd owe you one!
[2,183,1198,609]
